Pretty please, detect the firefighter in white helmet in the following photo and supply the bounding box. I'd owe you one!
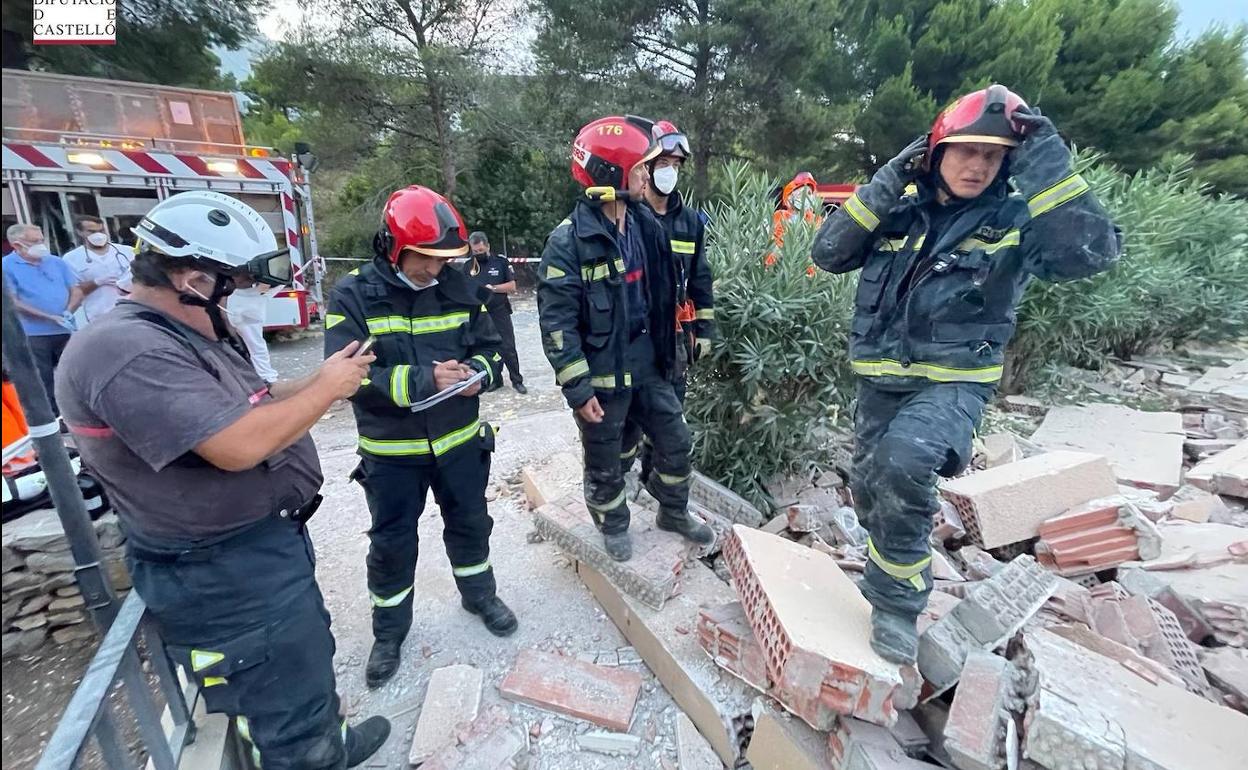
[54,191,390,768]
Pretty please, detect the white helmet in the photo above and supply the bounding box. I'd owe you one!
[134,191,278,270]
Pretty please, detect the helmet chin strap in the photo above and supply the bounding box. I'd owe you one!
[178,272,250,358]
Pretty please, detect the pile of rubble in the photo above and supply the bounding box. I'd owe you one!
[496,361,1248,769]
[2,509,129,657]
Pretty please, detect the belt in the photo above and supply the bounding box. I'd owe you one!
[128,496,322,563]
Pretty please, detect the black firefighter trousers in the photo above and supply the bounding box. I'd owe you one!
[128,514,348,769]
[488,306,524,386]
[353,445,496,643]
[579,333,692,534]
[852,379,993,618]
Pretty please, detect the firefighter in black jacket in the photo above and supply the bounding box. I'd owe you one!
[622,118,715,483]
[812,86,1121,664]
[538,116,715,562]
[324,186,517,689]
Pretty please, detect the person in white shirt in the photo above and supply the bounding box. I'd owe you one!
[63,216,133,325]
[226,278,280,383]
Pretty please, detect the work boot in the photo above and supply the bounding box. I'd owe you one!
[345,716,392,767]
[603,530,632,562]
[365,639,402,689]
[656,511,715,546]
[869,608,919,665]
[512,382,528,394]
[461,595,519,637]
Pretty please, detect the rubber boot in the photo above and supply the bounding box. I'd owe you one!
[345,715,392,767]
[656,510,715,546]
[365,639,402,689]
[603,530,632,562]
[869,608,919,665]
[461,595,519,637]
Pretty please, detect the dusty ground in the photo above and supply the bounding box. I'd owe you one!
[3,293,687,769]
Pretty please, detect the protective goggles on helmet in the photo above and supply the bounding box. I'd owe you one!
[655,132,691,158]
[138,217,293,287]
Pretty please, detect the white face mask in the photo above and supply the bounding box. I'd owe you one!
[653,166,679,196]
[22,243,50,260]
[396,272,438,292]
[86,232,110,248]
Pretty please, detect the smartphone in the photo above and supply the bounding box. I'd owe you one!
[355,336,377,357]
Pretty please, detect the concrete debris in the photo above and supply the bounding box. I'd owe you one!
[980,432,1022,468]
[1030,404,1186,495]
[1182,359,1248,413]
[419,705,525,770]
[1018,628,1247,770]
[575,730,642,756]
[786,504,821,533]
[944,650,1023,770]
[1116,567,1216,642]
[1199,647,1248,709]
[1047,622,1187,689]
[674,712,723,769]
[939,451,1118,549]
[745,698,828,770]
[695,602,772,694]
[1035,496,1161,575]
[576,556,754,765]
[533,495,691,610]
[690,470,766,527]
[722,525,919,730]
[498,648,641,731]
[931,500,967,544]
[1083,585,1212,696]
[408,664,482,765]
[520,451,583,510]
[1002,395,1047,417]
[825,506,868,547]
[1185,439,1248,499]
[1167,484,1231,523]
[887,710,930,758]
[918,555,1057,696]
[827,716,906,770]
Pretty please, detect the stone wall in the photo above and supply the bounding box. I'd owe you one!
[2,509,129,658]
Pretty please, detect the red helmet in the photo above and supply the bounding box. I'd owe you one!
[928,84,1028,156]
[571,116,662,194]
[376,185,468,265]
[649,119,691,159]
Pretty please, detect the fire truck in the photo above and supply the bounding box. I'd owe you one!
[1,69,323,328]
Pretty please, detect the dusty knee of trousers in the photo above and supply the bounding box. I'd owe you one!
[872,435,932,492]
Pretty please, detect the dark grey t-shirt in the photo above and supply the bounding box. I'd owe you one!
[54,301,323,541]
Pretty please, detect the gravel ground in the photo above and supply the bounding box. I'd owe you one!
[3,292,689,769]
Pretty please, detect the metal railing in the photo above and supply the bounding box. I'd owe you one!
[2,126,279,159]
[35,592,197,770]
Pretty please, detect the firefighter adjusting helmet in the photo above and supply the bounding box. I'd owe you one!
[134,190,278,272]
[928,84,1028,157]
[375,185,469,265]
[571,116,663,195]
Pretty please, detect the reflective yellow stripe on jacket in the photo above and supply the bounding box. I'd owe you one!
[851,359,1002,383]
[581,259,626,282]
[842,193,881,232]
[1028,174,1090,218]
[365,311,469,336]
[358,419,481,458]
[670,240,696,255]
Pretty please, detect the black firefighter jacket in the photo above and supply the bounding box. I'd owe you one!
[324,257,503,464]
[537,200,681,409]
[644,191,716,342]
[812,133,1121,387]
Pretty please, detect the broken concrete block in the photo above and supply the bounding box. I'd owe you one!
[745,698,828,770]
[721,525,918,730]
[1019,629,1248,770]
[849,743,945,770]
[1131,562,1248,648]
[944,651,1021,770]
[981,433,1021,468]
[918,555,1056,696]
[1185,439,1248,498]
[408,664,482,765]
[760,514,789,535]
[498,648,641,731]
[1167,484,1230,523]
[887,711,929,758]
[1199,647,1248,708]
[534,495,690,610]
[576,730,641,756]
[785,505,821,533]
[1048,622,1186,689]
[695,602,771,693]
[675,712,722,769]
[1035,497,1159,575]
[520,451,583,510]
[827,717,904,770]
[1116,567,1215,642]
[939,451,1118,549]
[1030,404,1186,494]
[1084,588,1211,696]
[690,470,766,527]
[577,557,753,765]
[1002,395,1046,416]
[419,705,525,770]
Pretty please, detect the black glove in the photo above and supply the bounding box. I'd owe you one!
[1009,106,1073,196]
[851,135,929,224]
